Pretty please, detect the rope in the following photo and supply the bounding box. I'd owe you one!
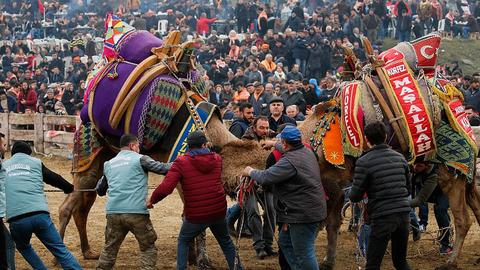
[233,176,249,270]
[43,185,158,193]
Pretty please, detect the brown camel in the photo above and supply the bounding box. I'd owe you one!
[58,111,351,269]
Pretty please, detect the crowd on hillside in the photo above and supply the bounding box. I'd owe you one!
[0,0,480,121]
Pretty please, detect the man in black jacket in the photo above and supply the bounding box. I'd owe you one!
[350,121,411,270]
[229,103,254,138]
[267,97,297,133]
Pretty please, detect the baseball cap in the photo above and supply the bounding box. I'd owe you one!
[276,125,302,141]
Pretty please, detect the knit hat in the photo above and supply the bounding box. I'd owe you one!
[187,130,207,147]
[12,141,32,156]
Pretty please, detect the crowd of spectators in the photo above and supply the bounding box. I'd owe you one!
[0,0,479,124]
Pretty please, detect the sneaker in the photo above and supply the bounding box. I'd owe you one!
[264,246,278,257]
[256,249,268,259]
[413,230,421,242]
[440,246,453,255]
[419,225,426,232]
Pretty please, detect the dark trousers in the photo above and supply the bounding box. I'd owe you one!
[366,213,411,270]
[244,191,275,251]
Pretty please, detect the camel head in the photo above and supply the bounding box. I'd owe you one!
[204,114,270,194]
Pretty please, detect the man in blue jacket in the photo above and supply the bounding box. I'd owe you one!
[4,141,81,270]
[96,134,171,270]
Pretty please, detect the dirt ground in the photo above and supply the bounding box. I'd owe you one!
[11,156,480,270]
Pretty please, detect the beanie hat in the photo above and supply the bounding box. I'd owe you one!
[12,141,32,156]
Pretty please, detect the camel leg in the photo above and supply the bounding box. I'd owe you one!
[195,230,212,270]
[321,187,345,270]
[59,153,107,260]
[437,172,471,270]
[59,185,99,259]
[465,181,480,225]
[465,181,480,265]
[73,191,98,259]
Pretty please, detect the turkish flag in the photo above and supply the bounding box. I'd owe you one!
[410,33,441,69]
[379,48,405,65]
[36,0,45,14]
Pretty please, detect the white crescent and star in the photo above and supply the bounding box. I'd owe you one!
[420,45,435,60]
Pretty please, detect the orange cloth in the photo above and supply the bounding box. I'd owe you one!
[260,59,276,73]
[233,89,250,102]
[322,114,345,166]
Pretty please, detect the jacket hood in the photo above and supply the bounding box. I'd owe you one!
[309,78,319,88]
[309,78,321,97]
[188,150,219,173]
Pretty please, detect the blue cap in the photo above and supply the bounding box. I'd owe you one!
[277,126,302,141]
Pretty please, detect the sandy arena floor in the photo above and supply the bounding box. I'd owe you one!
[10,157,480,269]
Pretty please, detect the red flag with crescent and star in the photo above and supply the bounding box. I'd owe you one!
[410,33,441,69]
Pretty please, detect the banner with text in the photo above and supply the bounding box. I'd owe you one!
[382,59,436,156]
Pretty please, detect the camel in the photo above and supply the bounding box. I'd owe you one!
[59,106,355,269]
[58,97,480,270]
[58,18,479,268]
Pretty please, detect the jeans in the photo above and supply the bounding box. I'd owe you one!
[409,208,420,237]
[1,217,16,270]
[9,213,81,270]
[244,192,275,251]
[418,203,429,227]
[433,193,451,248]
[294,58,307,74]
[226,203,241,226]
[177,218,241,270]
[279,222,321,270]
[420,19,433,35]
[358,224,371,257]
[399,31,411,42]
[366,213,411,270]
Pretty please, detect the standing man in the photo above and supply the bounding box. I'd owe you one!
[96,134,170,270]
[229,103,255,138]
[242,125,327,270]
[281,81,306,114]
[149,131,242,270]
[241,116,277,258]
[268,97,297,133]
[349,122,411,270]
[0,132,14,270]
[464,78,480,112]
[248,82,271,116]
[4,141,81,270]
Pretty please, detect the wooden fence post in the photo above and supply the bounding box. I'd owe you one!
[34,113,44,153]
[0,113,9,150]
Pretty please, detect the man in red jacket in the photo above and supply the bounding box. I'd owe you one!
[196,13,217,35]
[149,131,242,270]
